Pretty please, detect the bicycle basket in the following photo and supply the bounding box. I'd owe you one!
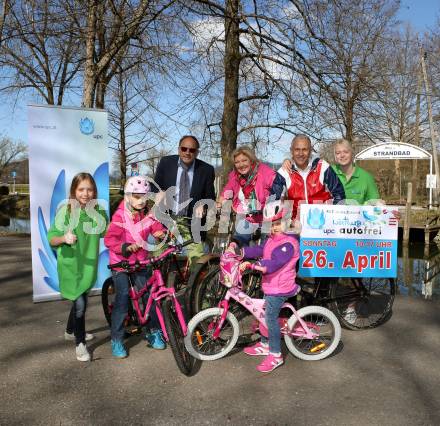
[219,251,242,288]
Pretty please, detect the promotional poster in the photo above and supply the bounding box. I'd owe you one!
[28,105,110,302]
[298,204,398,278]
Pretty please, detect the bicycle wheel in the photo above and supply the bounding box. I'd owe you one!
[192,266,262,317]
[161,298,193,376]
[101,277,140,334]
[184,308,239,361]
[285,306,341,361]
[186,257,220,316]
[329,277,395,330]
[165,255,190,293]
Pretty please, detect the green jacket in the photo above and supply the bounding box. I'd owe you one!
[47,204,108,301]
[332,164,380,205]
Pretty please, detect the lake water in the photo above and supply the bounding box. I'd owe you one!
[0,216,31,233]
[397,242,440,301]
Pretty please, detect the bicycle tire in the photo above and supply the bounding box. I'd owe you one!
[186,257,220,316]
[184,307,240,361]
[328,277,395,330]
[165,255,190,292]
[192,265,262,318]
[285,306,341,361]
[101,277,140,333]
[161,298,193,376]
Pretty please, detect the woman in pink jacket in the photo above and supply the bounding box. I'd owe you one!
[217,146,286,246]
[104,176,166,358]
[228,201,299,373]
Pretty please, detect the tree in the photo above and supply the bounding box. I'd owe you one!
[0,0,82,105]
[0,0,9,46]
[287,0,400,147]
[176,0,317,182]
[81,0,177,108]
[0,138,26,181]
[107,67,170,186]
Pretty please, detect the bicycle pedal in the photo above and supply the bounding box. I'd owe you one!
[195,330,203,346]
[310,343,326,353]
[301,286,315,295]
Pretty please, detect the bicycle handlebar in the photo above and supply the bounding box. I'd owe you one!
[107,239,194,271]
[216,208,263,219]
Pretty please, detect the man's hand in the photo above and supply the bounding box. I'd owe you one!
[282,158,292,173]
[64,231,77,245]
[391,210,401,220]
[194,204,205,218]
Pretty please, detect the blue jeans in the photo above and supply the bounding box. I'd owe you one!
[66,292,88,345]
[262,295,288,354]
[111,270,160,342]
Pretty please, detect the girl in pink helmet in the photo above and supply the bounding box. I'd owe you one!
[104,176,166,358]
[227,201,300,373]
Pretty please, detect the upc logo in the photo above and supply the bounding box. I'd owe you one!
[361,207,383,223]
[79,117,94,135]
[307,208,325,229]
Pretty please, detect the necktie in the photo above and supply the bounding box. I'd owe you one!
[178,162,191,216]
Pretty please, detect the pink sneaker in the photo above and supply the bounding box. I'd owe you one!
[243,341,270,356]
[256,353,284,373]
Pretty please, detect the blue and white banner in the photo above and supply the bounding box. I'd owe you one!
[28,105,110,302]
[298,204,398,278]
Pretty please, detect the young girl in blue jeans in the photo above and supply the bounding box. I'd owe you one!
[229,200,299,373]
[48,172,108,362]
[104,176,166,358]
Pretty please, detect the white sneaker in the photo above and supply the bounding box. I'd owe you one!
[344,308,357,324]
[76,343,91,362]
[65,331,94,342]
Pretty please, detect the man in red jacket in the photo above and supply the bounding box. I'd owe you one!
[278,134,345,220]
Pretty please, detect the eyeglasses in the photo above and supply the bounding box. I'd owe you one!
[180,146,197,153]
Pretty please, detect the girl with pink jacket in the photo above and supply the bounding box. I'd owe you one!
[228,201,299,373]
[104,176,166,358]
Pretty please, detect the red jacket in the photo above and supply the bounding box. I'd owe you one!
[278,158,345,219]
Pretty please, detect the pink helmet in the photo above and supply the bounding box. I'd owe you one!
[124,176,150,194]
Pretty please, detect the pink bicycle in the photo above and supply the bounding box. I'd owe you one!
[184,252,341,362]
[107,240,194,375]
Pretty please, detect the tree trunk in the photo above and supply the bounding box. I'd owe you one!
[82,0,97,108]
[0,0,9,46]
[95,77,107,109]
[412,58,422,200]
[219,0,240,186]
[393,159,401,198]
[118,73,127,187]
[344,98,354,145]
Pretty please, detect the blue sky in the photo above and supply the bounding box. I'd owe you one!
[1,0,439,167]
[398,0,439,31]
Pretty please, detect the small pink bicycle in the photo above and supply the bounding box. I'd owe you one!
[184,252,341,362]
[107,240,194,375]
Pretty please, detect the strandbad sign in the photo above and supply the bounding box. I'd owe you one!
[298,204,398,278]
[356,142,431,160]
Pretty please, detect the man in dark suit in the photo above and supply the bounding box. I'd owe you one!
[153,135,216,266]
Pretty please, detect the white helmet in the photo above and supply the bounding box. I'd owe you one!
[124,176,150,194]
[263,200,286,222]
